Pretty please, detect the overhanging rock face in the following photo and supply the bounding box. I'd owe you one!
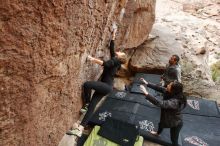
[116,0,156,49]
[0,1,155,146]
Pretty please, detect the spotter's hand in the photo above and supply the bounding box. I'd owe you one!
[140,78,148,85]
[140,85,148,95]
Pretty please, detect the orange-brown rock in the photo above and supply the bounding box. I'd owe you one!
[0,0,155,146]
[116,0,156,49]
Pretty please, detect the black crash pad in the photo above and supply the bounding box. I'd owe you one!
[132,73,161,84]
[88,89,220,146]
[181,114,220,146]
[77,134,89,146]
[107,90,161,108]
[130,73,220,117]
[130,73,161,97]
[89,96,181,146]
[108,90,220,117]
[81,92,106,126]
[182,97,220,117]
[82,73,220,145]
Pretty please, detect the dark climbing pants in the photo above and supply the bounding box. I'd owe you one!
[82,81,113,104]
[157,122,183,146]
[81,81,113,127]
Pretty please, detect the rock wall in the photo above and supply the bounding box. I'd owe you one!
[0,0,155,146]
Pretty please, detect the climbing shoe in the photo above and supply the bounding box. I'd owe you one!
[80,104,89,114]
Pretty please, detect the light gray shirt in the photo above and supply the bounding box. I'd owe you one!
[163,64,181,85]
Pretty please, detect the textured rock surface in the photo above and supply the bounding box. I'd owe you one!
[130,0,220,102]
[130,24,183,73]
[116,0,156,49]
[0,0,155,146]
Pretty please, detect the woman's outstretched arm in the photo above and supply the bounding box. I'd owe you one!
[87,55,103,65]
[140,78,166,93]
[140,85,179,109]
[109,23,117,58]
[109,40,115,58]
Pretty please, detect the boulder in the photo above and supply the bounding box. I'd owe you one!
[0,0,156,146]
[115,0,156,49]
[129,0,220,103]
[129,24,183,73]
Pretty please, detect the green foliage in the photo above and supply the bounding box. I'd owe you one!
[211,61,220,81]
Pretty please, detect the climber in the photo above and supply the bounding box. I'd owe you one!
[79,22,127,114]
[139,78,186,146]
[161,54,181,87]
[66,23,127,137]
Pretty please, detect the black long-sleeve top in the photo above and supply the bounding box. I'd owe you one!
[145,83,184,128]
[101,40,121,86]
